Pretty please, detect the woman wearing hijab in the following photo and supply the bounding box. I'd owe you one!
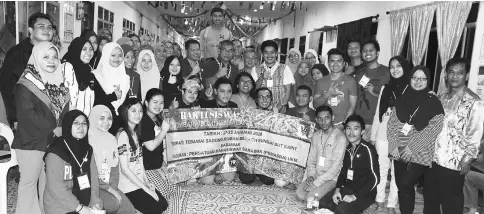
[311,64,330,81]
[81,30,101,69]
[62,37,96,116]
[152,43,167,71]
[161,55,184,109]
[121,44,141,100]
[92,42,130,135]
[13,42,70,214]
[290,60,314,107]
[287,48,302,75]
[88,105,135,214]
[136,49,162,101]
[43,110,103,214]
[304,49,320,65]
[371,56,411,213]
[387,65,445,214]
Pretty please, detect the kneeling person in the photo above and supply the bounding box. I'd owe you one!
[319,114,379,214]
[296,105,347,201]
[200,77,238,184]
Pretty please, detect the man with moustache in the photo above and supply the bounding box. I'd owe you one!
[319,114,379,214]
[345,39,365,77]
[199,7,233,59]
[0,13,53,129]
[296,105,347,201]
[314,48,358,129]
[354,40,390,141]
[426,58,484,214]
[285,85,316,123]
[201,40,240,95]
[180,39,202,79]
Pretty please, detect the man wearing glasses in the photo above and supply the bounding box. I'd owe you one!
[201,40,240,96]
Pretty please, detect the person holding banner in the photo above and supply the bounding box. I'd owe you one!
[239,87,289,188]
[140,88,182,203]
[231,72,257,110]
[200,77,238,184]
[116,98,168,214]
[177,79,202,109]
[296,105,347,201]
[318,114,380,214]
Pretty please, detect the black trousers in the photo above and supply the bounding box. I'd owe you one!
[125,189,168,214]
[319,188,376,214]
[423,162,465,214]
[394,160,429,214]
[238,172,274,185]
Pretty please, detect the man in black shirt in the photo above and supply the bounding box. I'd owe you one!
[180,39,202,79]
[319,114,380,214]
[199,77,237,185]
[285,85,316,122]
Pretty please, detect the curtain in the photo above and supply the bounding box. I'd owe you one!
[336,17,373,55]
[409,4,437,66]
[436,1,472,94]
[308,31,322,51]
[390,10,411,56]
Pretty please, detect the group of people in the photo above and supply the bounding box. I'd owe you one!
[1,7,484,214]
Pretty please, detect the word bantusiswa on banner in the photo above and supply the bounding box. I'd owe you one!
[163,108,315,184]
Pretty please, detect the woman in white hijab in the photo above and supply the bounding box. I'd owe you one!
[287,48,302,75]
[304,49,320,65]
[136,49,162,101]
[92,42,130,135]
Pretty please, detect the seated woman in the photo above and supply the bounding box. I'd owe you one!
[88,105,135,213]
[116,98,168,214]
[140,88,181,202]
[43,110,103,214]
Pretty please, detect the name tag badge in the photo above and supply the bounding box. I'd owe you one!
[347,169,354,180]
[359,75,370,87]
[401,123,412,136]
[101,162,109,171]
[318,157,325,166]
[329,96,338,106]
[266,80,274,88]
[64,164,72,180]
[77,173,90,190]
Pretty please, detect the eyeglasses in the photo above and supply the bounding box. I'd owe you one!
[73,122,88,127]
[411,77,427,82]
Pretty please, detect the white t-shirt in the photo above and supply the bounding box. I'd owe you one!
[251,62,295,85]
[117,131,144,193]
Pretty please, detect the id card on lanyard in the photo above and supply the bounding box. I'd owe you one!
[401,106,419,136]
[348,144,360,180]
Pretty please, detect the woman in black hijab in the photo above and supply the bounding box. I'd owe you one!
[62,37,96,115]
[81,30,101,69]
[387,65,445,214]
[43,110,103,214]
[371,56,411,212]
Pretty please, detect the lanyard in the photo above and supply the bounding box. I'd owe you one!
[392,85,408,99]
[215,58,231,79]
[349,143,361,169]
[408,106,420,123]
[64,140,89,174]
[320,129,335,155]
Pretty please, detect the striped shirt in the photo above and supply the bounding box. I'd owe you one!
[387,111,444,167]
